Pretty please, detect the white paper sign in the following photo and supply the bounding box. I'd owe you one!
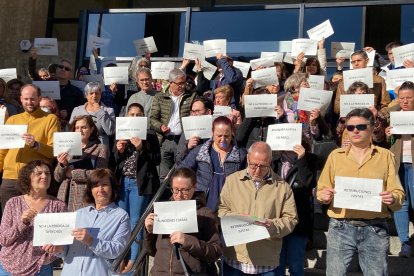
[307,19,334,41]
[192,60,217,80]
[103,67,128,85]
[0,68,17,82]
[221,216,270,247]
[308,75,325,90]
[213,105,232,118]
[340,94,375,118]
[133,36,158,56]
[343,68,374,91]
[203,39,227,58]
[260,52,284,63]
[331,42,355,59]
[0,108,6,125]
[297,88,333,113]
[33,81,61,100]
[86,35,110,50]
[53,132,82,157]
[153,200,198,234]
[350,50,376,69]
[283,53,294,64]
[390,111,414,134]
[333,176,383,212]
[266,123,302,151]
[182,115,213,140]
[291,39,318,57]
[183,43,205,61]
[232,61,250,78]
[392,43,414,68]
[151,62,175,80]
[34,38,58,56]
[250,57,275,70]
[251,67,278,89]
[116,117,148,140]
[385,68,414,90]
[33,212,77,246]
[244,94,278,118]
[0,125,27,149]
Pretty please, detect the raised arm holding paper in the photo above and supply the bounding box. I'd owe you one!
[317,108,404,275]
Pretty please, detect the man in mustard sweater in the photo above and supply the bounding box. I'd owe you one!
[0,84,60,212]
[317,108,404,275]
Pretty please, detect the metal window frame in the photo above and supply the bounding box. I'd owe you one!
[60,1,414,68]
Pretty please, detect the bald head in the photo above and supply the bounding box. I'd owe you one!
[248,141,272,163]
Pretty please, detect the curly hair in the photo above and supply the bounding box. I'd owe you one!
[18,160,52,195]
[83,169,120,204]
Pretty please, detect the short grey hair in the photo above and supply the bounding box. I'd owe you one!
[128,56,150,81]
[169,68,186,82]
[284,72,308,93]
[84,82,101,97]
[248,141,273,162]
[136,67,153,80]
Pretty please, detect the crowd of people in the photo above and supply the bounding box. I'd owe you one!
[0,35,412,276]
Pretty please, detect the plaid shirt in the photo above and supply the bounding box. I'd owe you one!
[224,258,277,274]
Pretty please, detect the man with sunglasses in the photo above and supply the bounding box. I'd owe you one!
[150,68,196,181]
[55,59,85,120]
[218,141,298,275]
[385,81,414,257]
[317,108,404,275]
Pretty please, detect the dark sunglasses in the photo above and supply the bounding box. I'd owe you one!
[58,64,72,72]
[346,124,368,131]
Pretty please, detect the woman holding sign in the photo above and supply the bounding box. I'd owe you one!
[45,169,130,276]
[144,168,221,275]
[0,160,66,276]
[114,103,161,273]
[55,115,108,211]
[179,116,247,212]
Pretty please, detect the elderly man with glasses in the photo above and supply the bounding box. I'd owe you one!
[55,59,85,120]
[218,141,298,276]
[150,68,197,181]
[317,107,404,275]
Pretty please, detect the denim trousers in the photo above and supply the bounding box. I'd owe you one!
[393,163,414,244]
[0,261,52,276]
[326,218,389,276]
[118,176,151,262]
[275,234,308,276]
[222,261,277,276]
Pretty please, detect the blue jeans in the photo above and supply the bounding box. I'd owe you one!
[393,163,414,244]
[118,176,151,262]
[275,234,308,276]
[0,261,52,276]
[326,218,389,276]
[222,261,277,276]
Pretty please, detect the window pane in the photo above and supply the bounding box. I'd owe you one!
[190,9,299,56]
[401,4,414,44]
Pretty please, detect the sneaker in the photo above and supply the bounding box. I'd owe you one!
[399,243,411,258]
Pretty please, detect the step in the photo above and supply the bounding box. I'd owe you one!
[304,268,362,276]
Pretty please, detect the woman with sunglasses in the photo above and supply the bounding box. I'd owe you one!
[336,81,387,148]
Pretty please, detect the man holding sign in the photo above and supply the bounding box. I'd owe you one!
[317,108,404,275]
[143,168,222,275]
[0,84,60,212]
[218,141,297,275]
[334,50,390,115]
[385,81,414,257]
